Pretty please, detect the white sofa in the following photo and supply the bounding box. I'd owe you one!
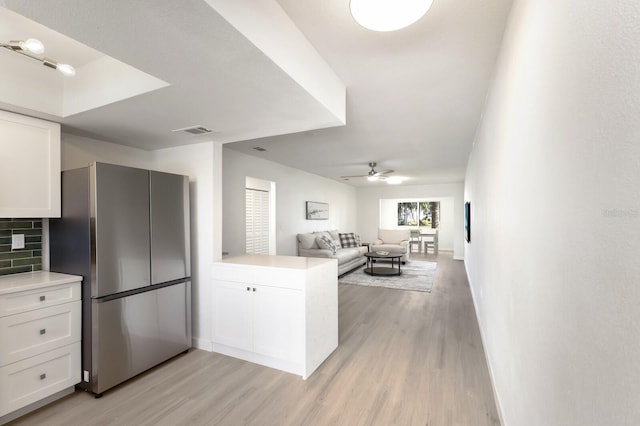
[297,230,367,275]
[371,229,410,263]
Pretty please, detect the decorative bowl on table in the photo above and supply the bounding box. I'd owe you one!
[376,251,390,255]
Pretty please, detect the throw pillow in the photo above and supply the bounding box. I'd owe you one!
[339,233,359,248]
[316,235,338,254]
[298,233,318,249]
[327,230,342,248]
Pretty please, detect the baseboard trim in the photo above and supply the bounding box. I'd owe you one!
[212,342,306,378]
[464,261,506,426]
[192,337,213,352]
[0,386,74,425]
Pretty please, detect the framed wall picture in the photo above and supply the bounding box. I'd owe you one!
[464,201,471,243]
[306,201,329,220]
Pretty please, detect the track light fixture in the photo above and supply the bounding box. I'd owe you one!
[1,38,76,76]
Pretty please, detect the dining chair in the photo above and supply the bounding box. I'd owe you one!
[409,229,422,253]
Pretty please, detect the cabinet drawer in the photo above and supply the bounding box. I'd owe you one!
[0,301,81,366]
[0,342,80,417]
[0,282,81,317]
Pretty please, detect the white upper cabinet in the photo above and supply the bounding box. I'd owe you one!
[0,110,61,218]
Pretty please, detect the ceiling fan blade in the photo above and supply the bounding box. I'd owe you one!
[374,169,394,176]
[341,162,393,180]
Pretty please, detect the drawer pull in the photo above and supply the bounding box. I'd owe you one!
[40,373,46,380]
[252,287,257,292]
[40,329,47,335]
[246,286,250,291]
[40,295,46,302]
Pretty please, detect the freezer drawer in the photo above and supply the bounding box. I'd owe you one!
[90,281,191,395]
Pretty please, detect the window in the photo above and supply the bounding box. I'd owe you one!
[397,201,440,228]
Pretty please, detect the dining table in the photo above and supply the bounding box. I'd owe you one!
[420,229,439,254]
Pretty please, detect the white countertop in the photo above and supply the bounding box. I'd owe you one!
[0,271,82,295]
[217,254,334,270]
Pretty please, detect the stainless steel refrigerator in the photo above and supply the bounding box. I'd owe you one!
[50,162,191,396]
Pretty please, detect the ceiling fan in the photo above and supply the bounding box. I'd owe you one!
[341,162,395,181]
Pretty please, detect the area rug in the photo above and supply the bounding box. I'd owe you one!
[339,260,437,292]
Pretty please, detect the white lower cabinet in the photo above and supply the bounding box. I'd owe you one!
[214,281,303,363]
[0,342,80,416]
[0,273,82,424]
[252,284,303,363]
[0,302,81,366]
[212,255,338,379]
[214,281,254,351]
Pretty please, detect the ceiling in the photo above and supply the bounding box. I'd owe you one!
[0,0,514,187]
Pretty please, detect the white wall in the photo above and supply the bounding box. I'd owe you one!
[59,134,221,351]
[356,183,465,259]
[379,197,455,251]
[151,142,222,351]
[222,147,358,256]
[62,133,154,170]
[465,1,640,425]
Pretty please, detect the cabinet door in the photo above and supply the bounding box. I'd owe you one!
[252,285,303,363]
[213,280,252,351]
[0,110,61,218]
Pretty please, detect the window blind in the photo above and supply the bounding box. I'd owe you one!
[245,188,270,254]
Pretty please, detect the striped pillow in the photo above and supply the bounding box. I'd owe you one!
[316,235,338,254]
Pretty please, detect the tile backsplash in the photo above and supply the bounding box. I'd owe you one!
[0,218,42,276]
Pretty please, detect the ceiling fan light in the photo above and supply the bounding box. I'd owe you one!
[367,175,379,182]
[350,0,434,32]
[386,176,403,185]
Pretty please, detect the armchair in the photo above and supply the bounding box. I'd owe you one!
[371,229,410,263]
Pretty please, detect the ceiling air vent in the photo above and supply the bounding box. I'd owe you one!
[172,125,215,135]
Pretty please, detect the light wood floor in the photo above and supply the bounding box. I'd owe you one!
[10,251,499,426]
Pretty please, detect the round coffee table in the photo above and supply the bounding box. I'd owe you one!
[364,252,403,276]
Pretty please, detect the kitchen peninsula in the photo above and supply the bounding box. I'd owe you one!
[212,255,337,379]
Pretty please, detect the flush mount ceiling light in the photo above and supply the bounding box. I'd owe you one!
[350,0,434,32]
[1,38,76,76]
